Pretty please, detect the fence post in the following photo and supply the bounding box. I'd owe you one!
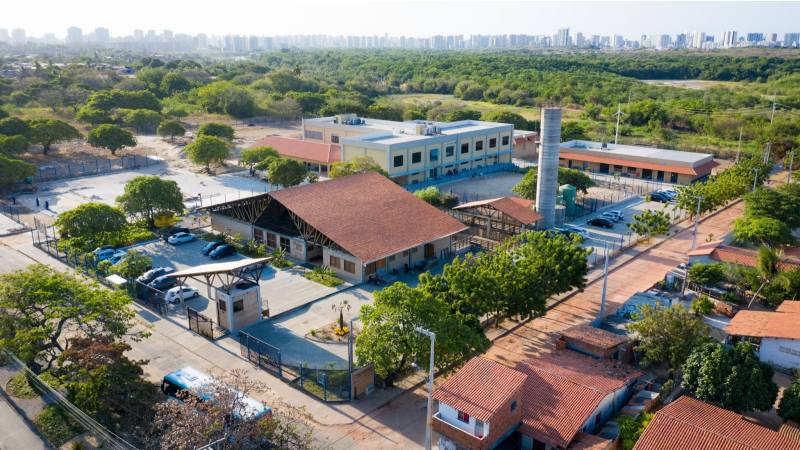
[145,155,149,166]
[278,351,282,378]
[68,163,71,176]
[96,159,99,172]
[108,159,111,170]
[323,372,327,402]
[82,162,85,173]
[300,366,304,388]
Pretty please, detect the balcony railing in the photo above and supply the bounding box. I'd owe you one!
[432,412,488,450]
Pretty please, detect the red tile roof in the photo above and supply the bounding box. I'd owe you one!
[432,357,528,423]
[560,151,720,176]
[453,197,543,225]
[268,172,468,263]
[633,396,800,450]
[710,245,800,270]
[567,432,612,450]
[685,239,724,257]
[724,308,800,339]
[780,421,800,442]
[515,351,643,449]
[561,324,628,350]
[250,136,341,164]
[777,301,800,314]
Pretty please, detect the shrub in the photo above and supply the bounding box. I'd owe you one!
[34,404,85,447]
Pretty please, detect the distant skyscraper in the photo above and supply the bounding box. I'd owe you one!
[0,29,9,43]
[770,33,778,42]
[133,29,143,40]
[576,32,585,46]
[613,34,624,47]
[248,35,259,51]
[721,31,738,48]
[676,33,687,47]
[746,33,764,42]
[692,31,706,48]
[146,30,156,40]
[556,28,570,47]
[163,29,173,41]
[94,27,110,43]
[784,33,800,46]
[196,33,208,49]
[11,28,26,44]
[67,27,83,44]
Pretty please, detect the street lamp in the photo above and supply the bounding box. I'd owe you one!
[348,316,360,374]
[750,168,760,192]
[690,196,704,251]
[413,327,436,450]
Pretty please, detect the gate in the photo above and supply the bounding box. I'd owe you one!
[187,307,225,340]
[239,332,282,377]
[132,281,168,315]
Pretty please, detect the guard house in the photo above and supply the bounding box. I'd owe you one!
[168,258,271,332]
[201,172,467,283]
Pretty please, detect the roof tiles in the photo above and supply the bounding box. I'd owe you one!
[560,151,720,176]
[250,136,341,164]
[724,308,800,339]
[454,197,543,225]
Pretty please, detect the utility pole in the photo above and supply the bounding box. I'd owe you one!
[788,152,797,183]
[599,242,609,321]
[691,196,704,251]
[771,91,777,125]
[764,142,771,165]
[612,103,626,145]
[751,167,761,192]
[414,327,436,450]
[736,127,742,162]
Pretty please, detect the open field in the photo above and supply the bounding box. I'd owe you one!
[640,79,742,90]
[387,93,585,122]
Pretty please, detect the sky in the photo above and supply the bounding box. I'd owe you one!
[3,0,800,40]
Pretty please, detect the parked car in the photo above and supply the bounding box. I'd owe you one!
[649,192,671,203]
[137,267,174,284]
[162,227,190,242]
[209,244,236,260]
[168,232,197,245]
[93,245,114,254]
[201,240,226,255]
[562,226,589,239]
[657,189,678,199]
[108,250,129,265]
[601,212,621,222]
[587,217,614,229]
[166,285,200,303]
[609,210,625,220]
[94,248,117,262]
[149,275,178,291]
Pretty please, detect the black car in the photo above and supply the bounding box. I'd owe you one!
[148,275,177,291]
[202,240,226,255]
[136,267,174,284]
[587,217,614,229]
[650,192,671,203]
[162,226,190,242]
[209,244,236,260]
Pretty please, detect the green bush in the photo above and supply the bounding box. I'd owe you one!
[34,404,85,447]
[6,372,61,398]
[304,271,344,288]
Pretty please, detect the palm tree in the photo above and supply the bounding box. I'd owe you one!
[747,246,789,308]
[331,300,350,330]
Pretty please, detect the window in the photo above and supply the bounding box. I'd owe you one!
[389,255,396,262]
[402,250,409,257]
[457,410,470,423]
[233,300,244,312]
[614,165,623,172]
[412,247,418,254]
[475,140,484,151]
[394,155,404,168]
[429,149,439,163]
[280,237,290,252]
[461,143,469,154]
[502,136,509,146]
[412,152,422,164]
[254,228,264,243]
[330,134,340,144]
[344,261,355,274]
[489,138,497,148]
[267,233,276,248]
[304,130,323,140]
[510,400,518,413]
[219,300,227,312]
[329,256,341,268]
[446,145,455,157]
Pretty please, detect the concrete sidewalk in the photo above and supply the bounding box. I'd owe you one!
[0,396,51,450]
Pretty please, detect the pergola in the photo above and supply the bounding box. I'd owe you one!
[452,197,543,241]
[167,257,272,304]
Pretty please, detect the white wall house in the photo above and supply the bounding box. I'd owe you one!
[725,301,800,372]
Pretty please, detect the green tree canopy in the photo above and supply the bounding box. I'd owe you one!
[25,119,82,155]
[626,208,672,243]
[733,217,796,248]
[0,264,146,369]
[266,158,307,188]
[109,250,152,278]
[197,122,235,141]
[561,121,588,141]
[239,146,279,176]
[123,109,164,133]
[682,342,778,413]
[0,154,36,187]
[156,120,186,142]
[0,117,29,136]
[115,175,184,229]
[329,155,391,179]
[85,89,161,113]
[778,377,800,423]
[159,72,192,96]
[75,108,108,127]
[687,263,727,286]
[628,302,711,370]
[185,135,231,171]
[87,124,137,156]
[511,167,596,200]
[0,134,29,156]
[742,187,800,230]
[53,202,127,242]
[481,111,529,130]
[445,109,482,122]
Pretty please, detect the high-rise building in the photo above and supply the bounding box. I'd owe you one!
[556,28,570,47]
[613,34,624,47]
[248,35,259,51]
[590,35,600,46]
[575,32,585,46]
[721,31,738,48]
[676,33,687,47]
[163,29,173,41]
[133,29,143,40]
[770,33,778,42]
[784,33,800,46]
[746,33,764,42]
[146,30,156,40]
[196,33,208,49]
[67,27,83,44]
[94,27,110,43]
[692,31,706,48]
[11,28,26,44]
[0,28,9,43]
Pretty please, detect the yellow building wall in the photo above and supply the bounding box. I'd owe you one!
[442,142,458,165]
[343,145,366,161]
[485,132,501,155]
[390,148,408,174]
[408,146,426,173]
[304,125,325,142]
[500,132,512,152]
[458,137,472,160]
[365,149,387,169]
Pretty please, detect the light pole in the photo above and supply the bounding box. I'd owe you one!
[600,242,609,322]
[750,168,760,192]
[612,103,627,145]
[788,152,797,183]
[414,327,436,450]
[691,196,704,251]
[348,316,360,374]
[763,142,771,165]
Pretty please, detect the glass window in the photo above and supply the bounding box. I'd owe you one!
[304,130,323,140]
[429,149,439,162]
[457,410,470,423]
[330,134,340,144]
[461,143,469,154]
[502,136,510,146]
[389,255,396,262]
[233,300,244,312]
[219,300,227,312]
[329,256,341,268]
[489,138,497,148]
[394,155,404,167]
[511,400,518,413]
[280,237,290,252]
[475,140,484,151]
[267,233,276,248]
[344,261,355,273]
[446,145,455,157]
[412,152,422,164]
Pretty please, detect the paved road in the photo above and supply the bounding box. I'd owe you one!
[0,397,51,450]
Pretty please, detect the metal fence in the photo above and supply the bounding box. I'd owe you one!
[239,331,282,377]
[403,163,519,192]
[0,202,24,227]
[35,154,165,182]
[187,307,226,340]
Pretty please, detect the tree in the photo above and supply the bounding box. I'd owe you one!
[197,121,235,141]
[691,295,716,315]
[266,158,307,188]
[159,72,192,96]
[561,121,588,141]
[584,103,603,120]
[0,264,146,369]
[687,263,727,287]
[75,108,108,127]
[617,413,653,450]
[111,250,152,278]
[626,208,672,243]
[53,202,127,243]
[682,342,778,412]
[329,155,391,179]
[0,117,29,136]
[37,89,63,112]
[123,109,164,133]
[733,217,796,248]
[56,337,159,430]
[445,109,482,122]
[88,124,137,156]
[268,97,302,119]
[778,377,800,423]
[367,104,405,121]
[116,175,184,229]
[185,135,231,171]
[480,111,529,130]
[356,283,490,387]
[156,120,186,142]
[747,246,790,308]
[25,119,82,155]
[164,107,189,120]
[511,167,596,200]
[0,154,36,188]
[627,302,711,371]
[742,188,800,230]
[0,134,29,156]
[239,146,279,176]
[147,369,315,450]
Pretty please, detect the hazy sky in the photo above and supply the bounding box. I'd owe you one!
[4,1,800,39]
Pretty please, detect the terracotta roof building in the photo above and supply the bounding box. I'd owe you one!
[557,323,631,361]
[451,197,543,246]
[202,172,467,283]
[249,136,340,174]
[633,396,800,450]
[724,301,800,372]
[709,245,800,270]
[559,140,720,184]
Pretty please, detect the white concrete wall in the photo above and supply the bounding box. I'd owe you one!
[210,215,253,240]
[438,402,489,436]
[760,338,800,371]
[580,385,630,433]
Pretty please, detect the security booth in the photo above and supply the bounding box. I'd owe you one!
[167,257,272,333]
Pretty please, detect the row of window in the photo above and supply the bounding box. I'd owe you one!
[304,130,323,140]
[329,255,356,274]
[393,138,507,169]
[219,299,244,313]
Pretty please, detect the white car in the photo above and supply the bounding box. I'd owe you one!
[108,250,129,265]
[166,285,200,303]
[609,210,625,220]
[168,232,196,245]
[563,226,589,239]
[657,189,678,199]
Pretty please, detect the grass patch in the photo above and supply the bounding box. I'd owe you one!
[200,232,226,243]
[304,272,344,287]
[272,259,294,269]
[34,403,85,447]
[6,372,61,399]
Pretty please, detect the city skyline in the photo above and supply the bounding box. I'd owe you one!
[3,1,800,41]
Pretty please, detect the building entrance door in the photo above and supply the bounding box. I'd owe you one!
[642,169,653,179]
[670,172,678,183]
[599,163,610,174]
[425,243,435,259]
[657,170,665,181]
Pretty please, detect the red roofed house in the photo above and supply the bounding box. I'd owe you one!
[633,396,800,450]
[724,300,800,371]
[249,135,341,174]
[559,140,719,184]
[201,172,467,283]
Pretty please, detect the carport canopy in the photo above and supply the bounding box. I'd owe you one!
[167,257,272,296]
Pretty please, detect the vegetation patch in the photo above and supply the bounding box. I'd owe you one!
[34,403,85,447]
[304,266,344,287]
[6,372,60,399]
